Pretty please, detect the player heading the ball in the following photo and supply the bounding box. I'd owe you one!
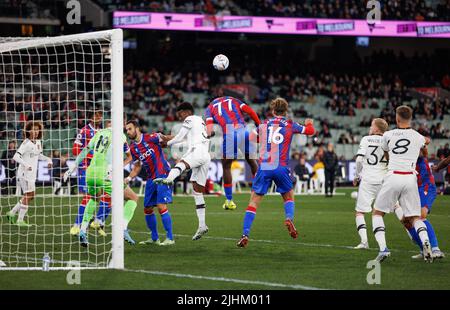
[237,98,315,248]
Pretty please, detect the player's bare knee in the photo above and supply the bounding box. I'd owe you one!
[421,207,428,219]
[192,182,205,193]
[281,190,294,202]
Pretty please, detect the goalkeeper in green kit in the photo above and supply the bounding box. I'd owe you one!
[65,121,137,247]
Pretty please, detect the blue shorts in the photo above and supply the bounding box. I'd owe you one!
[77,168,87,194]
[223,127,254,159]
[252,166,293,195]
[144,178,173,207]
[419,184,437,213]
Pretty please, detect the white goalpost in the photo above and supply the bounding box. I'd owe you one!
[0,29,124,270]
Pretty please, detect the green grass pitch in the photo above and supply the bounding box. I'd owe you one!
[1,189,449,290]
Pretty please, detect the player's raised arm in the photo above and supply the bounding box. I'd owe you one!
[240,102,261,126]
[433,155,450,172]
[204,106,216,137]
[72,129,84,156]
[293,118,315,136]
[167,123,190,146]
[64,133,96,182]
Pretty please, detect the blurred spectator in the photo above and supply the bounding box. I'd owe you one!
[52,150,70,195]
[437,144,450,159]
[323,142,338,197]
[294,157,310,183]
[1,140,17,195]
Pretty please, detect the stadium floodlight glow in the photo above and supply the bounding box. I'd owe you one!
[0,29,124,270]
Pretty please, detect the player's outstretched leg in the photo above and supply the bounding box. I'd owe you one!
[423,219,444,259]
[354,212,369,249]
[410,217,433,262]
[192,194,209,240]
[154,161,188,186]
[158,206,174,246]
[222,159,236,210]
[78,199,97,247]
[140,207,160,245]
[90,195,110,237]
[282,191,298,239]
[123,200,138,245]
[372,212,390,262]
[237,192,263,248]
[6,199,23,224]
[71,194,90,236]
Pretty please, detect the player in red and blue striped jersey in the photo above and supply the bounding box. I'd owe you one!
[70,111,103,236]
[407,148,444,259]
[237,98,315,247]
[125,120,174,246]
[205,96,260,211]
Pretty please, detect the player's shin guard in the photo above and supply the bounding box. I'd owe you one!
[193,191,206,228]
[355,214,368,244]
[144,208,159,241]
[243,206,257,236]
[80,199,97,233]
[372,215,387,251]
[283,200,295,221]
[166,162,187,182]
[75,195,90,226]
[159,208,173,240]
[423,220,438,249]
[223,183,233,201]
[96,195,111,225]
[124,200,137,230]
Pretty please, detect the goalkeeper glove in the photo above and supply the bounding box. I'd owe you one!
[63,169,74,183]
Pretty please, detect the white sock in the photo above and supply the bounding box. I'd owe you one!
[196,207,206,228]
[393,203,404,221]
[11,201,22,215]
[372,215,387,251]
[355,215,368,244]
[17,204,28,222]
[414,220,429,245]
[166,162,187,182]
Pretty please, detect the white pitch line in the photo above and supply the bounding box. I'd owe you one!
[123,268,325,290]
[132,231,448,255]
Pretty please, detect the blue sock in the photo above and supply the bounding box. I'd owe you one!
[224,184,233,201]
[145,210,159,241]
[408,227,423,251]
[160,210,173,240]
[96,200,111,224]
[243,206,256,236]
[284,200,295,220]
[424,220,439,249]
[75,204,86,225]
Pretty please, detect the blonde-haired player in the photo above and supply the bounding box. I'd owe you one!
[372,105,432,263]
[353,118,403,249]
[6,121,52,227]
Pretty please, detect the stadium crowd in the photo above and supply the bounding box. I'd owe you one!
[95,0,450,21]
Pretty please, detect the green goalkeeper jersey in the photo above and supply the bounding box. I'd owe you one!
[87,128,129,173]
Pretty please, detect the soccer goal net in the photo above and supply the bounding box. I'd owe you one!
[0,29,124,270]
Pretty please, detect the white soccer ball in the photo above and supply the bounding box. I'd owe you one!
[351,191,358,199]
[213,54,229,71]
